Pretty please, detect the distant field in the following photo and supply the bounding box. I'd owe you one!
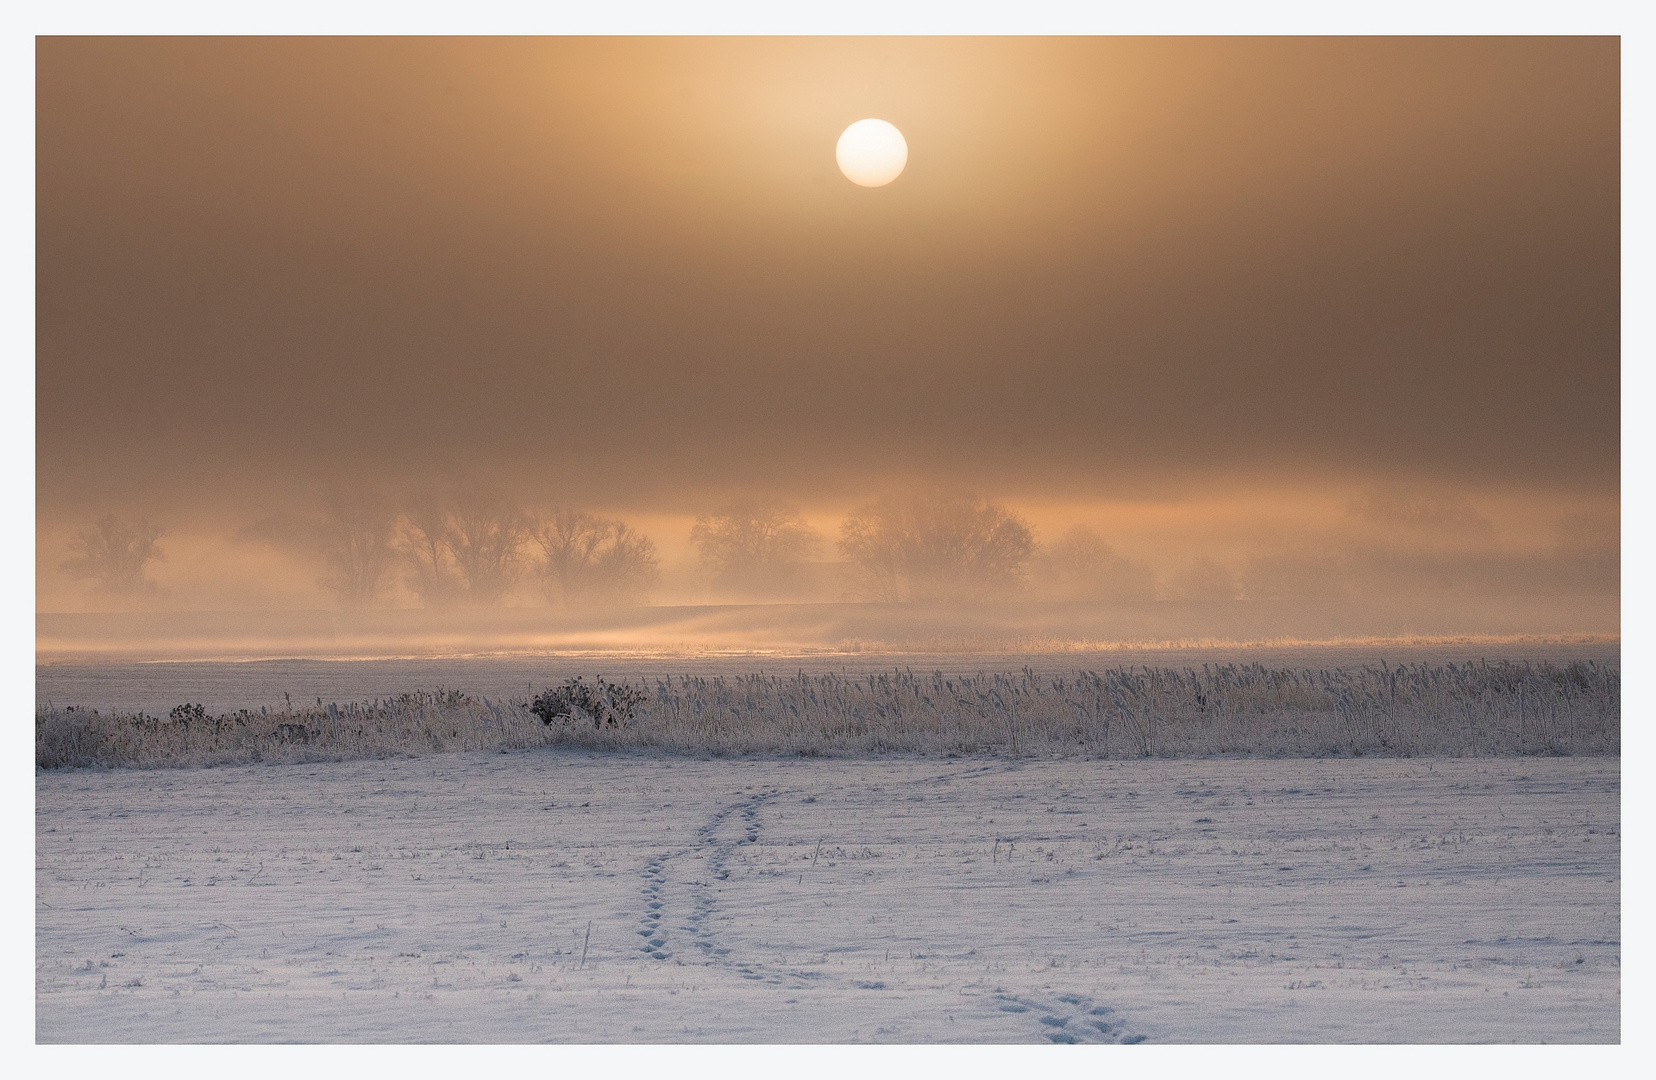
[35,596,1619,663]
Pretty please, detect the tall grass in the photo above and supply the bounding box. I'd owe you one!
[37,661,1618,770]
[35,690,551,770]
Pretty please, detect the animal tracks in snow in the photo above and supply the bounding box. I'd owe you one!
[629,779,1158,1041]
[636,790,775,970]
[990,991,1141,1044]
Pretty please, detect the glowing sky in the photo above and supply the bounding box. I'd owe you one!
[35,37,1618,611]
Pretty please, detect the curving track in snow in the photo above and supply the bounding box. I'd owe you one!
[37,753,1617,1042]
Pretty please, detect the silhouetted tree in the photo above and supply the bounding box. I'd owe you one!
[314,491,398,605]
[61,515,165,594]
[397,493,462,608]
[531,509,660,606]
[243,490,398,606]
[839,494,1035,602]
[442,487,528,606]
[837,501,907,602]
[394,486,527,607]
[690,500,821,600]
[1031,526,1157,601]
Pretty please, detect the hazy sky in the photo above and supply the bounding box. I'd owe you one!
[35,37,1619,609]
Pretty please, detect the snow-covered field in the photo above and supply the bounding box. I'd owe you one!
[36,753,1618,1043]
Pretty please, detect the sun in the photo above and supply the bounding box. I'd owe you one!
[836,119,908,187]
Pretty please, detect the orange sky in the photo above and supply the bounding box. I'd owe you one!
[36,37,1618,611]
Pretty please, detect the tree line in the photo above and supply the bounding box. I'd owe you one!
[70,488,1610,607]
[59,490,1158,608]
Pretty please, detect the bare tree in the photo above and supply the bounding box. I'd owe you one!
[243,490,398,606]
[443,487,528,606]
[689,499,821,600]
[592,522,660,605]
[1032,526,1157,601]
[906,494,1035,601]
[531,509,660,606]
[392,486,527,607]
[837,500,907,602]
[397,493,462,608]
[61,515,165,594]
[839,493,1035,602]
[533,508,609,604]
[313,491,399,605]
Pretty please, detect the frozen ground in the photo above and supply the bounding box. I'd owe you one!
[36,753,1618,1043]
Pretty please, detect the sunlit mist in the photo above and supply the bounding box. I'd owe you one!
[35,37,1618,659]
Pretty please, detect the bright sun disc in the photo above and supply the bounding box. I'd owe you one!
[836,119,908,187]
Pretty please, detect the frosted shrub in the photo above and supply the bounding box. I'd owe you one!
[529,678,648,729]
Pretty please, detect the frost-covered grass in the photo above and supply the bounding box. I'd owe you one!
[35,689,552,770]
[37,661,1618,769]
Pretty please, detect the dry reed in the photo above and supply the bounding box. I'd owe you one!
[37,661,1617,770]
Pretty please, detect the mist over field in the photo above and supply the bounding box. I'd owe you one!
[37,482,1617,660]
[36,37,1616,659]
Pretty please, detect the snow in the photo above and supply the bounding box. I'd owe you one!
[36,753,1619,1043]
